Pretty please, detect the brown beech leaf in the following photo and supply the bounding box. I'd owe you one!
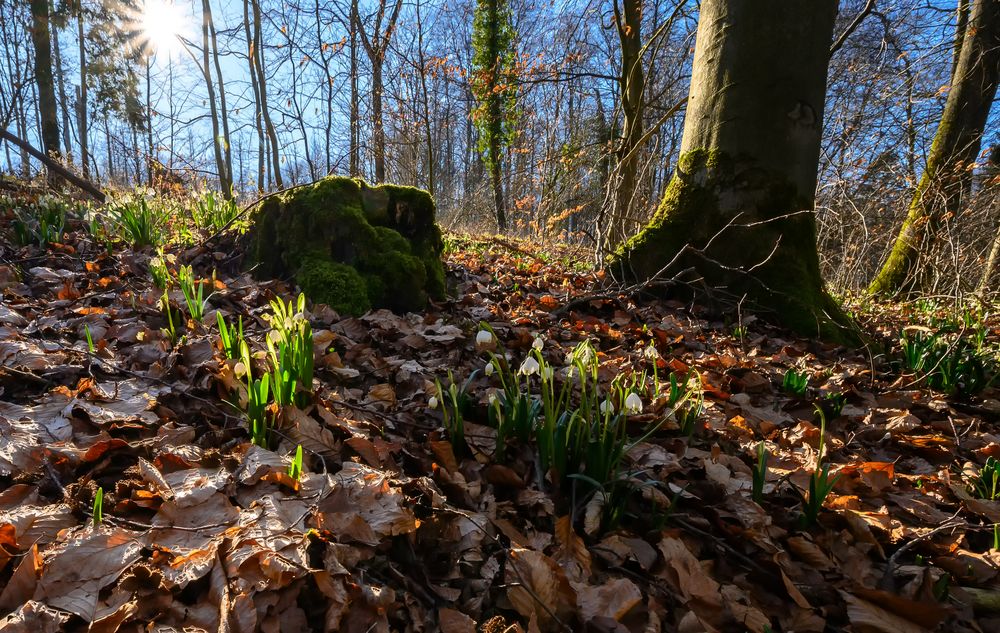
[553,515,591,582]
[506,547,576,631]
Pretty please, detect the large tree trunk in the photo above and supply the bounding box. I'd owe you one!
[608,0,853,341]
[869,0,1000,296]
[29,0,61,180]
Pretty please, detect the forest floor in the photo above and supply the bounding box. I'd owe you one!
[0,198,999,632]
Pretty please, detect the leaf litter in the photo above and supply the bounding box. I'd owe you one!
[0,225,998,631]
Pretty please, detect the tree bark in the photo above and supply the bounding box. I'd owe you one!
[605,0,645,253]
[868,0,1000,296]
[355,0,403,183]
[0,128,103,201]
[29,0,61,180]
[200,0,228,194]
[76,3,89,179]
[206,0,234,197]
[242,0,266,193]
[608,0,854,342]
[350,0,360,178]
[250,0,282,189]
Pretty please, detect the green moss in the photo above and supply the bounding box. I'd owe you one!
[296,258,371,316]
[246,176,445,314]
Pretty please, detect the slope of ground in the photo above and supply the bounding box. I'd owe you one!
[0,206,999,632]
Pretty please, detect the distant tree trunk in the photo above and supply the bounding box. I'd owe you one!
[415,0,434,196]
[206,0,234,197]
[200,0,228,194]
[605,0,645,253]
[29,0,61,180]
[250,0,282,189]
[350,0,360,178]
[609,0,854,341]
[76,3,89,179]
[145,55,153,186]
[51,12,73,163]
[355,0,403,183]
[242,0,265,193]
[869,0,1000,295]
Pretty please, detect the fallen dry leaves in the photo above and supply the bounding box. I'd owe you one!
[1,222,1000,632]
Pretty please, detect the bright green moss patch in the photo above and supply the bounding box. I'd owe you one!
[297,258,371,316]
[246,176,445,315]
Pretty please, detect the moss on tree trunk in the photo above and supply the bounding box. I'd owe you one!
[608,0,857,344]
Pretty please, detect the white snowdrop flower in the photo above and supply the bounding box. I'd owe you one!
[520,356,540,376]
[532,337,544,350]
[644,344,660,360]
[485,362,495,376]
[599,399,615,415]
[488,391,499,405]
[476,329,495,350]
[428,396,439,409]
[540,366,554,381]
[575,345,594,364]
[624,392,643,414]
[564,352,574,366]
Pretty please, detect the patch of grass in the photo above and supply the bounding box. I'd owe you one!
[242,341,273,448]
[109,196,163,248]
[217,312,244,360]
[178,265,212,322]
[160,289,182,347]
[11,197,69,248]
[265,294,314,408]
[899,326,996,396]
[799,408,839,526]
[971,457,1000,500]
[782,368,809,396]
[435,369,479,455]
[191,190,239,232]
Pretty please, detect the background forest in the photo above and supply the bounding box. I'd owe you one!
[1,0,995,297]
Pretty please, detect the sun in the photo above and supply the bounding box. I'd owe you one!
[139,0,186,55]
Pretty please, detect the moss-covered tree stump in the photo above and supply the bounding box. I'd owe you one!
[246,177,445,315]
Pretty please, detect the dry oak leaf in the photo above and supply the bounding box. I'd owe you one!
[572,577,642,623]
[553,515,591,582]
[840,590,932,633]
[0,600,71,632]
[438,607,477,633]
[34,528,143,621]
[657,536,722,610]
[506,547,576,631]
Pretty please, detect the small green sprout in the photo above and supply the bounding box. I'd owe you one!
[288,445,304,481]
[782,368,809,396]
[84,325,95,354]
[752,441,768,504]
[972,457,1000,500]
[93,487,104,526]
[217,312,244,360]
[799,407,840,526]
[178,265,211,322]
